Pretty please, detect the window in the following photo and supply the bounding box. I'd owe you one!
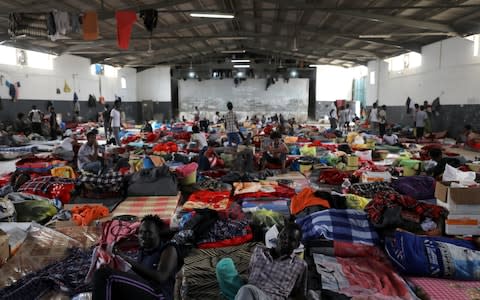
[0,45,18,66]
[369,71,375,85]
[385,52,422,72]
[121,76,127,89]
[466,34,480,56]
[26,50,54,70]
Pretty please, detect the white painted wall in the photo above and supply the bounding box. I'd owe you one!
[136,66,171,102]
[366,37,480,106]
[315,65,353,101]
[0,54,137,101]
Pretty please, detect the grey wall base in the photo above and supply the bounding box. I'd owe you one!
[374,104,480,139]
[0,99,172,124]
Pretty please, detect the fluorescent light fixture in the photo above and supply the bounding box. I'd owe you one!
[188,71,196,78]
[190,12,234,19]
[359,34,392,39]
[233,65,250,68]
[290,70,298,77]
[231,59,250,63]
[221,50,246,54]
[217,36,251,40]
[308,64,317,67]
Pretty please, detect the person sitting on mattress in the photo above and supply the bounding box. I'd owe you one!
[216,221,307,300]
[92,215,183,300]
[427,148,463,179]
[463,124,480,147]
[77,130,102,174]
[260,131,289,173]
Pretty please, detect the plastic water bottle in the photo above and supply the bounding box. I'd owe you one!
[341,178,351,194]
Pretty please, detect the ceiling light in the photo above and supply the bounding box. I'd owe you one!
[234,65,250,68]
[231,59,250,63]
[237,72,244,77]
[188,71,196,78]
[359,34,392,39]
[190,12,234,19]
[221,50,246,54]
[309,64,317,67]
[290,70,298,77]
[217,36,251,41]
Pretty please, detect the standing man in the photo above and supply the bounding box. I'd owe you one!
[369,102,379,135]
[329,106,337,130]
[110,101,122,146]
[193,106,200,122]
[378,105,387,137]
[103,104,111,140]
[29,105,43,135]
[225,102,240,147]
[415,105,428,142]
[49,106,58,140]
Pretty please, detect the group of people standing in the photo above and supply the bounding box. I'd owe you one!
[13,104,59,140]
[329,104,356,133]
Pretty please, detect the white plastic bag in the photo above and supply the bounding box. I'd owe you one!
[355,150,372,161]
[442,164,476,182]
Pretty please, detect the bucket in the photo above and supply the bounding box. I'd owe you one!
[181,171,197,185]
[347,155,359,167]
[299,160,313,174]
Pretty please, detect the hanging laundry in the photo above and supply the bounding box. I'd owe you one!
[82,11,99,41]
[7,82,15,101]
[88,94,96,107]
[53,11,70,35]
[98,96,105,104]
[56,88,61,94]
[73,92,78,102]
[139,9,158,33]
[64,80,71,93]
[115,11,137,49]
[70,13,80,33]
[9,13,49,38]
[46,12,56,37]
[406,97,412,114]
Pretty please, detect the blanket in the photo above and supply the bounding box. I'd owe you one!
[78,171,125,192]
[112,194,180,223]
[296,209,379,245]
[408,277,480,300]
[313,252,414,300]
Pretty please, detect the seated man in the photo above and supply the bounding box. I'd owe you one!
[142,121,153,133]
[13,113,29,134]
[261,131,289,173]
[52,130,79,161]
[190,125,208,150]
[427,148,463,179]
[216,221,307,300]
[463,125,480,146]
[77,130,102,174]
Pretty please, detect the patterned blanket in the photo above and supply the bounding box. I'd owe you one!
[112,193,181,223]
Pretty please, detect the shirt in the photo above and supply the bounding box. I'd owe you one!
[370,108,379,123]
[213,114,219,124]
[378,109,387,124]
[191,132,208,148]
[383,134,398,145]
[110,108,121,127]
[248,245,307,300]
[225,110,238,133]
[30,109,42,123]
[415,111,427,127]
[77,142,97,170]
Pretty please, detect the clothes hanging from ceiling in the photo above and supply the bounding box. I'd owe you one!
[115,11,137,49]
[140,9,158,33]
[82,11,99,41]
[70,13,80,33]
[9,13,49,38]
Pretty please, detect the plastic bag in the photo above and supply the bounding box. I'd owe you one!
[300,144,316,157]
[442,164,476,182]
[355,150,372,161]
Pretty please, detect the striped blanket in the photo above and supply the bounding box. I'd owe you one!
[112,194,181,223]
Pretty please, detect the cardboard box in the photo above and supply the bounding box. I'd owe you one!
[0,229,10,265]
[436,199,480,215]
[435,182,480,205]
[361,171,392,183]
[445,215,480,235]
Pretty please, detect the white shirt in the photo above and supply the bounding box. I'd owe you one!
[415,111,427,127]
[77,142,96,169]
[30,109,42,123]
[191,132,208,148]
[213,114,219,124]
[383,134,398,145]
[110,108,121,127]
[370,108,379,122]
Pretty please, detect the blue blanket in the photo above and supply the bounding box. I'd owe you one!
[296,209,380,246]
